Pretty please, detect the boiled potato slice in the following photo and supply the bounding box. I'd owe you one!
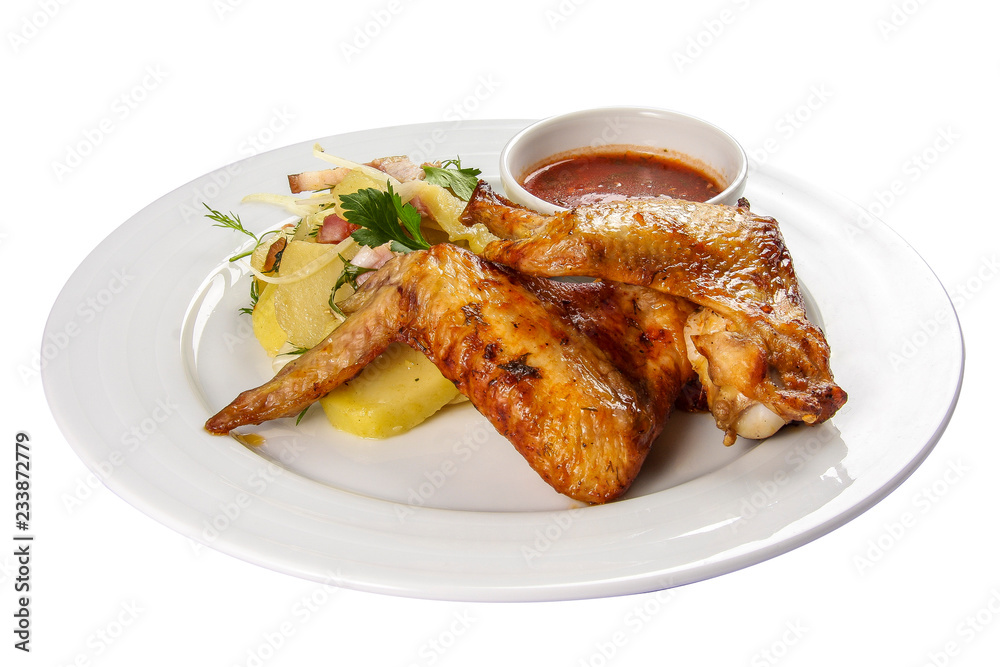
[397,180,498,253]
[412,181,465,226]
[330,170,388,217]
[251,283,286,356]
[318,343,461,439]
[273,240,343,348]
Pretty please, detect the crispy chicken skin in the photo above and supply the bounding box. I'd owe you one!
[206,244,695,503]
[463,182,847,444]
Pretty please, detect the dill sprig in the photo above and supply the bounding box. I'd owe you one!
[238,279,261,316]
[328,254,375,318]
[205,202,284,315]
[204,203,280,262]
[204,203,253,237]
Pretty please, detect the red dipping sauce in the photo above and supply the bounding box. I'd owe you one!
[521,146,722,208]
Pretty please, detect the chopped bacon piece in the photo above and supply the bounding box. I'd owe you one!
[365,156,426,183]
[408,194,430,218]
[287,167,351,194]
[262,237,287,272]
[317,214,360,244]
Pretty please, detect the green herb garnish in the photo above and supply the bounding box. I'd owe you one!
[205,203,283,315]
[203,203,280,262]
[421,157,481,201]
[328,254,376,318]
[295,405,311,425]
[237,279,261,316]
[340,183,430,253]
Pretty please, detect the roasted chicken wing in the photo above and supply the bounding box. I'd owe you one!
[206,244,695,503]
[463,182,847,444]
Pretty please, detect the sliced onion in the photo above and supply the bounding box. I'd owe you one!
[312,144,402,189]
[242,192,316,217]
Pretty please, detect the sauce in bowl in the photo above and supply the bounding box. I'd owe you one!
[521,146,722,208]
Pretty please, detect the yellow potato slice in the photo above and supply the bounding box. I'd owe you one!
[331,170,388,217]
[397,180,498,252]
[272,240,343,349]
[318,343,461,439]
[251,283,286,356]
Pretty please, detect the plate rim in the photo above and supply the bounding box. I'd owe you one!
[42,119,965,602]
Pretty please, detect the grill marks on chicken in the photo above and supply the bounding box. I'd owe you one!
[207,178,848,503]
[463,182,847,444]
[206,244,695,503]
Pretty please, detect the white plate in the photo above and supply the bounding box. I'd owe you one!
[42,120,963,602]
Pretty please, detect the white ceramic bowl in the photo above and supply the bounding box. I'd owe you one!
[500,107,749,214]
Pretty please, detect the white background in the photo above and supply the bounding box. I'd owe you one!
[3,0,997,665]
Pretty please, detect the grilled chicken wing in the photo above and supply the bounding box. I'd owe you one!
[206,244,694,503]
[463,182,847,444]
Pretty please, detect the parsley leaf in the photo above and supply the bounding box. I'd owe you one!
[340,183,430,253]
[422,157,481,201]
